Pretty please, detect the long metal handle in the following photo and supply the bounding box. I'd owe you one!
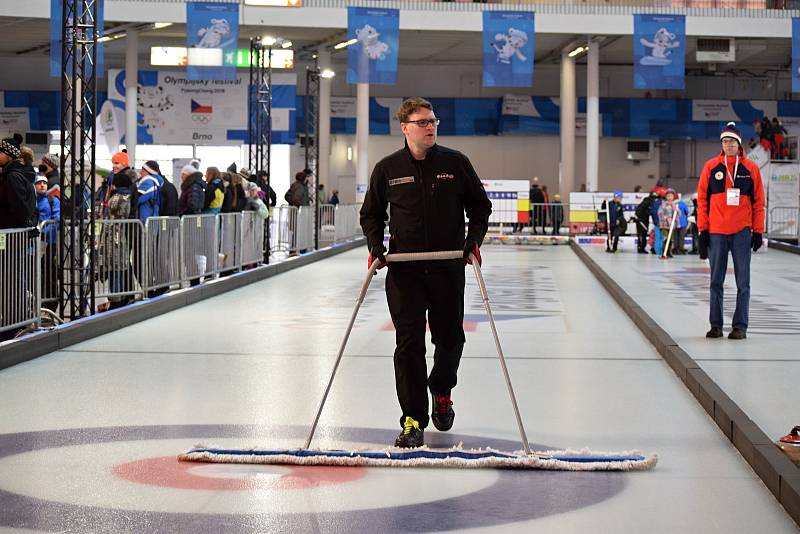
[468,254,532,455]
[303,250,464,449]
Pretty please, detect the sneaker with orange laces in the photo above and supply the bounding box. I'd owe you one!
[431,391,455,432]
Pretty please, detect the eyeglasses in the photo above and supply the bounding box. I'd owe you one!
[404,118,440,127]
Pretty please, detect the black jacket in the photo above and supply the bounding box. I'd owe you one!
[179,172,206,216]
[159,179,179,217]
[0,159,36,229]
[360,143,491,260]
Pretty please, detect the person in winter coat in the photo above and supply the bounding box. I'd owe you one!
[35,175,60,309]
[40,153,61,199]
[142,160,178,218]
[649,189,663,255]
[606,191,626,253]
[0,137,36,229]
[100,171,135,310]
[253,170,277,209]
[285,172,310,207]
[222,169,248,212]
[136,162,163,224]
[329,189,340,206]
[110,151,138,219]
[360,97,492,449]
[549,193,564,235]
[658,188,679,258]
[633,192,655,254]
[178,164,206,216]
[203,167,225,214]
[675,196,690,255]
[244,181,268,219]
[697,121,765,340]
[530,180,545,234]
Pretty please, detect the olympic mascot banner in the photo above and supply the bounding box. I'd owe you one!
[483,11,535,88]
[346,7,399,85]
[633,14,685,90]
[186,2,239,81]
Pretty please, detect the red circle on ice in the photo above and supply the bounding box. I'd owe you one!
[113,456,367,490]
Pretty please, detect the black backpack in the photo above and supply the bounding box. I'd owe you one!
[159,179,179,217]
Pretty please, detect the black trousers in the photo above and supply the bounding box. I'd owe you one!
[636,221,648,252]
[385,264,465,429]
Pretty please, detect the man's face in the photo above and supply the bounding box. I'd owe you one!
[721,138,739,157]
[0,153,9,167]
[139,168,148,178]
[401,108,437,152]
[35,181,47,194]
[112,161,125,173]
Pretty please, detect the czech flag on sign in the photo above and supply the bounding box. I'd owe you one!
[191,100,213,113]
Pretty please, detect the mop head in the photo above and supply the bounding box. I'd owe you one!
[179,444,657,471]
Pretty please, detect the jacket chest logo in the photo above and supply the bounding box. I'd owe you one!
[714,171,724,181]
[388,176,414,186]
[436,173,455,180]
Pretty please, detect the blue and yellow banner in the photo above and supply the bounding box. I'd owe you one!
[50,0,104,78]
[633,14,685,90]
[186,2,239,81]
[483,11,535,88]
[346,7,399,85]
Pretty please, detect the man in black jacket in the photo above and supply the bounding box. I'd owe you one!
[360,97,492,448]
[633,192,656,254]
[0,137,36,229]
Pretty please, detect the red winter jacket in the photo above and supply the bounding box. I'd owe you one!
[697,150,765,235]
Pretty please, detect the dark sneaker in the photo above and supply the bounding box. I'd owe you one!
[728,328,747,340]
[394,416,424,448]
[706,326,723,338]
[431,392,455,432]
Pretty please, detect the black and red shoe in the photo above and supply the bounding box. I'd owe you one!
[780,426,800,444]
[431,391,455,432]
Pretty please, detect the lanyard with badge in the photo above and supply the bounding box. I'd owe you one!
[726,155,740,206]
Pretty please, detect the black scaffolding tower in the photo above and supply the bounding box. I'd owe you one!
[58,0,99,319]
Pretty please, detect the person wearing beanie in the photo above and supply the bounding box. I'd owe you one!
[110,150,137,219]
[136,160,165,223]
[39,153,61,198]
[284,171,310,207]
[178,163,206,216]
[696,121,766,340]
[0,137,36,229]
[103,162,136,310]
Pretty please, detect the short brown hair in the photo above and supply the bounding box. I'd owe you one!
[396,97,433,123]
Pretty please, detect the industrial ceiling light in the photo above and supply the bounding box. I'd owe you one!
[333,38,357,50]
[261,36,276,46]
[320,69,335,78]
[567,45,589,58]
[281,39,293,49]
[153,22,173,29]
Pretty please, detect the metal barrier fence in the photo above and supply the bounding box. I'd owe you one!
[145,217,182,293]
[767,206,800,241]
[334,204,363,242]
[0,228,40,334]
[2,207,366,334]
[241,211,266,265]
[219,213,243,273]
[38,220,60,307]
[271,206,297,254]
[182,214,219,282]
[318,204,337,246]
[487,202,567,235]
[95,219,146,303]
[296,207,315,253]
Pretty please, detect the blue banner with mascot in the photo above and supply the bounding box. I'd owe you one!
[186,2,239,81]
[483,11,535,88]
[633,14,685,90]
[346,7,399,85]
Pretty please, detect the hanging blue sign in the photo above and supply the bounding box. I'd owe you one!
[633,14,685,90]
[50,0,104,78]
[186,2,239,81]
[346,7,399,85]
[793,18,800,93]
[482,11,535,88]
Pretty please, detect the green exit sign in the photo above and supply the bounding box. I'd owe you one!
[235,49,294,69]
